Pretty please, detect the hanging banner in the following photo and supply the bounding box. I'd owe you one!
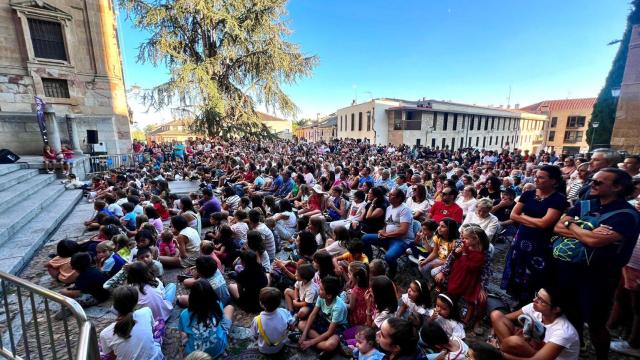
[35,96,48,145]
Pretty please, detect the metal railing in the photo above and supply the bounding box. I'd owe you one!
[0,271,99,360]
[84,153,139,176]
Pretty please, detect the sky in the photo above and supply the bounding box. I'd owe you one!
[116,0,631,128]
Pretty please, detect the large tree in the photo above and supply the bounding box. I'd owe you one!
[587,0,640,147]
[120,0,317,139]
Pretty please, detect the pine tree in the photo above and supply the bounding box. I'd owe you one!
[588,0,640,147]
[120,0,317,139]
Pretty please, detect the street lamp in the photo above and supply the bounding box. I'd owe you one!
[611,87,621,97]
[589,121,600,151]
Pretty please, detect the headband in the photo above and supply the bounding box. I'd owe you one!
[438,293,454,308]
[413,280,423,293]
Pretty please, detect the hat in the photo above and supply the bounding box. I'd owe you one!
[312,184,326,194]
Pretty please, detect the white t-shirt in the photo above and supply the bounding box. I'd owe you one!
[107,203,124,217]
[521,304,580,360]
[383,203,413,241]
[399,293,429,317]
[251,308,293,354]
[456,197,477,216]
[462,212,500,240]
[137,282,173,322]
[347,201,367,221]
[405,197,431,218]
[295,280,319,304]
[99,307,163,360]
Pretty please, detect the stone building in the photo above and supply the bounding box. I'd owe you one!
[520,98,596,155]
[337,98,547,152]
[0,0,131,155]
[295,114,337,142]
[611,25,640,154]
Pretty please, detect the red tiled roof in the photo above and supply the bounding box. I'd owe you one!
[257,112,288,122]
[520,98,597,112]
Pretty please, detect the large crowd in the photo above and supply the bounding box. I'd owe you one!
[45,137,640,360]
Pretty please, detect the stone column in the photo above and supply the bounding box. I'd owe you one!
[44,104,62,152]
[65,114,83,154]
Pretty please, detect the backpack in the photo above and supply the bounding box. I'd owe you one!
[551,199,639,266]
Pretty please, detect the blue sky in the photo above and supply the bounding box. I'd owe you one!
[117,0,630,125]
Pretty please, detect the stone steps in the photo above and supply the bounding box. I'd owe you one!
[0,164,82,275]
[0,169,39,192]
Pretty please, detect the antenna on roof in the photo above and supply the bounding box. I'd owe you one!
[507,85,512,108]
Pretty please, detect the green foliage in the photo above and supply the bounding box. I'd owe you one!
[120,0,317,140]
[142,124,157,134]
[588,0,640,147]
[292,118,311,130]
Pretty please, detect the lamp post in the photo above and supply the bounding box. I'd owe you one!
[590,121,600,151]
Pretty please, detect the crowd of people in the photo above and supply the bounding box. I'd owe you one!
[45,137,640,360]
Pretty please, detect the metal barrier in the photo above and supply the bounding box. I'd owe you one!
[84,153,139,176]
[0,271,99,360]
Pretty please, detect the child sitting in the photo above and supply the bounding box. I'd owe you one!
[158,230,177,257]
[346,262,369,328]
[57,252,109,319]
[252,287,294,355]
[120,202,137,231]
[408,219,438,264]
[199,240,223,271]
[353,327,384,360]
[47,239,80,284]
[334,239,369,281]
[296,276,348,355]
[84,200,113,230]
[213,225,238,269]
[229,250,268,313]
[230,210,249,247]
[113,234,134,262]
[150,195,170,221]
[284,264,318,321]
[179,256,230,307]
[419,321,470,359]
[396,279,431,326]
[429,293,466,339]
[138,247,164,278]
[95,241,126,279]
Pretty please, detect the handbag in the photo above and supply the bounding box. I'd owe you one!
[551,200,639,266]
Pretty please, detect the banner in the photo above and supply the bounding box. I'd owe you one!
[35,96,48,145]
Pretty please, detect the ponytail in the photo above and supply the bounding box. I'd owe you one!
[114,312,136,339]
[111,286,139,339]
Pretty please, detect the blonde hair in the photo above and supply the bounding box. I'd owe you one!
[97,240,115,252]
[476,197,493,210]
[184,351,213,360]
[200,240,215,255]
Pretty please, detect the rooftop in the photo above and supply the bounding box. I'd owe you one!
[520,98,597,113]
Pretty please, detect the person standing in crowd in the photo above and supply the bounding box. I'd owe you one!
[502,165,567,307]
[553,168,640,360]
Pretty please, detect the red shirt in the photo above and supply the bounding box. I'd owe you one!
[153,202,170,221]
[429,201,463,224]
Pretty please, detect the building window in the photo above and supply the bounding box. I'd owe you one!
[358,112,363,131]
[468,137,471,146]
[491,117,495,130]
[28,18,67,61]
[566,116,586,128]
[453,114,458,131]
[42,78,70,98]
[469,116,475,130]
[489,136,492,146]
[508,118,511,130]
[451,138,456,150]
[351,113,355,131]
[443,113,449,131]
[484,117,489,131]
[563,131,584,143]
[441,138,446,149]
[476,137,479,147]
[431,138,436,148]
[482,136,486,148]
[477,116,482,130]
[404,120,421,130]
[548,131,555,142]
[501,135,504,147]
[462,115,466,129]
[551,117,558,128]
[367,113,371,131]
[432,112,438,130]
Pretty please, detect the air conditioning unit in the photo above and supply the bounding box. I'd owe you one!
[92,142,107,153]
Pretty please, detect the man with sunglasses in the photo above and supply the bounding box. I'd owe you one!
[427,186,463,224]
[553,168,640,360]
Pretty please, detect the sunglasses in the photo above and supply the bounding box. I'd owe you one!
[590,179,605,187]
[533,291,551,306]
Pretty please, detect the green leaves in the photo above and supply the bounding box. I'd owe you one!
[120,0,317,138]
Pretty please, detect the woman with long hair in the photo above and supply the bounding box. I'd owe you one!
[126,261,175,322]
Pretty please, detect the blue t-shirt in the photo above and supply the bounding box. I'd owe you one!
[178,303,231,357]
[122,212,137,231]
[207,271,231,306]
[271,175,283,191]
[315,296,348,327]
[353,348,385,360]
[174,144,185,156]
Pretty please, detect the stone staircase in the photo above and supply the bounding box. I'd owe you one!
[0,163,82,275]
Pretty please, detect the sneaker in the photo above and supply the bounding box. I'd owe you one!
[611,340,640,357]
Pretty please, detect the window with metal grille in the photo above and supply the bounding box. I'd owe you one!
[28,18,67,61]
[42,78,70,98]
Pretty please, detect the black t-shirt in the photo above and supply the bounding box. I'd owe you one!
[567,199,640,269]
[494,201,516,222]
[479,188,501,206]
[72,267,109,302]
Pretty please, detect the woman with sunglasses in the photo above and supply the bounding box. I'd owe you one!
[489,287,579,360]
[501,165,567,308]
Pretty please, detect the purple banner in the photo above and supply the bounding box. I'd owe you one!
[35,96,48,145]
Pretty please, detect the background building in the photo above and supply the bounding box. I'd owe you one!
[521,98,596,155]
[0,0,132,155]
[337,98,547,152]
[295,114,337,142]
[611,25,640,154]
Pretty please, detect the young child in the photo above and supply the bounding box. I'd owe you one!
[179,256,230,307]
[229,250,268,313]
[95,241,126,279]
[396,279,431,326]
[334,239,369,280]
[158,230,177,257]
[435,225,489,334]
[353,327,384,360]
[296,276,348,355]
[46,239,80,284]
[346,261,369,327]
[419,321,470,359]
[419,218,459,280]
[113,234,134,261]
[252,287,294,355]
[57,252,110,319]
[429,293,466,339]
[213,225,239,268]
[230,210,249,247]
[284,263,318,321]
[43,144,57,174]
[199,240,223,271]
[312,250,339,288]
[150,195,170,221]
[84,200,113,230]
[408,219,438,263]
[120,202,137,231]
[137,247,164,278]
[62,173,85,190]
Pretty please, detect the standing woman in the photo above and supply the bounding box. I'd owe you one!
[501,165,567,307]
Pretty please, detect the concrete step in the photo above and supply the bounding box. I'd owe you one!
[0,169,39,192]
[0,189,82,275]
[0,174,57,214]
[0,163,25,177]
[0,183,67,248]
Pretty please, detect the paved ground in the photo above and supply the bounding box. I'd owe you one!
[8,196,636,359]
